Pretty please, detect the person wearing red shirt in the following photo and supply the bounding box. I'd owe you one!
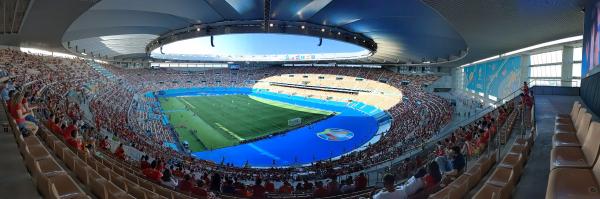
[278,181,293,194]
[99,136,110,151]
[354,173,367,190]
[66,130,83,151]
[114,143,125,160]
[143,161,163,182]
[313,181,329,198]
[50,117,62,134]
[140,155,150,170]
[62,121,76,139]
[191,180,208,197]
[264,179,275,193]
[251,178,266,199]
[422,161,442,189]
[178,174,194,193]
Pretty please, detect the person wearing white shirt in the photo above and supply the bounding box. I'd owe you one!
[373,174,408,199]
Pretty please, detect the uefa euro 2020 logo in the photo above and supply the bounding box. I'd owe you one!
[317,128,354,141]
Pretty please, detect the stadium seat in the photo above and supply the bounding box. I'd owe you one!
[139,179,156,192]
[63,150,77,170]
[23,144,52,172]
[449,175,469,199]
[428,185,454,199]
[553,112,592,148]
[473,183,509,199]
[555,102,581,125]
[154,186,174,199]
[555,108,587,134]
[91,178,131,199]
[464,164,483,190]
[74,162,95,186]
[551,122,600,170]
[498,153,525,178]
[486,167,516,195]
[546,153,600,199]
[39,172,86,199]
[32,157,66,185]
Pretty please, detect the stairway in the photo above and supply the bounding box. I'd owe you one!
[87,60,116,80]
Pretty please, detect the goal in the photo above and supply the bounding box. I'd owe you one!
[288,117,302,126]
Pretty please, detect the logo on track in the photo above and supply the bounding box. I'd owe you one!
[317,128,354,141]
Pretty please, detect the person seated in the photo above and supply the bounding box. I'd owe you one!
[10,92,38,136]
[372,174,407,199]
[191,180,208,197]
[399,161,442,197]
[114,143,125,160]
[178,174,194,192]
[313,181,329,198]
[221,178,235,194]
[437,146,466,185]
[340,177,354,194]
[250,178,266,199]
[62,119,77,139]
[66,130,83,151]
[278,181,293,194]
[143,161,163,182]
[161,169,178,188]
[98,136,110,151]
[264,179,275,193]
[354,172,368,190]
[140,155,150,170]
[326,177,340,195]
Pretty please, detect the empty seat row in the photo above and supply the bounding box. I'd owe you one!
[546,101,600,198]
[472,131,535,199]
[7,112,90,198]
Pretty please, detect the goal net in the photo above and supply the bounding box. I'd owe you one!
[288,117,302,126]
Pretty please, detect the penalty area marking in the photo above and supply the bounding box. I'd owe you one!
[214,123,245,141]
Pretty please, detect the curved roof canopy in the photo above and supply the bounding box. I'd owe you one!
[0,0,587,67]
[61,0,468,64]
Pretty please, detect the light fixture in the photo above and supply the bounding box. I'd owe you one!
[321,28,325,32]
[337,32,341,35]
[354,36,357,39]
[301,25,305,29]
[196,28,200,32]
[269,23,274,27]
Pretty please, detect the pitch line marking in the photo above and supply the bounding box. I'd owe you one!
[214,123,245,141]
[179,98,196,109]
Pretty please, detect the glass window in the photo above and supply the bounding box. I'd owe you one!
[573,63,582,78]
[530,65,561,78]
[573,47,583,62]
[530,50,562,65]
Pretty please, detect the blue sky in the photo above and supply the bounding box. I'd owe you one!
[160,33,367,55]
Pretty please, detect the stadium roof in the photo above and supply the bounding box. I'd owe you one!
[0,0,588,66]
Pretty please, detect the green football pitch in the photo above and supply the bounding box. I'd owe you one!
[158,94,333,151]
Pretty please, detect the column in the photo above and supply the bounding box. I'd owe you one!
[562,46,574,86]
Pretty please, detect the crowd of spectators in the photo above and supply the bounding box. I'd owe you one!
[0,48,489,198]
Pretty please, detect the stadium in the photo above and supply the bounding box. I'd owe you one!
[0,0,599,199]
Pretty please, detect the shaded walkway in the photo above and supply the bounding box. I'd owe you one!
[513,95,581,199]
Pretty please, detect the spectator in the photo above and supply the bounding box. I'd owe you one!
[355,172,368,190]
[143,161,162,182]
[250,178,266,199]
[372,174,407,199]
[313,181,328,198]
[114,143,125,160]
[161,168,178,188]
